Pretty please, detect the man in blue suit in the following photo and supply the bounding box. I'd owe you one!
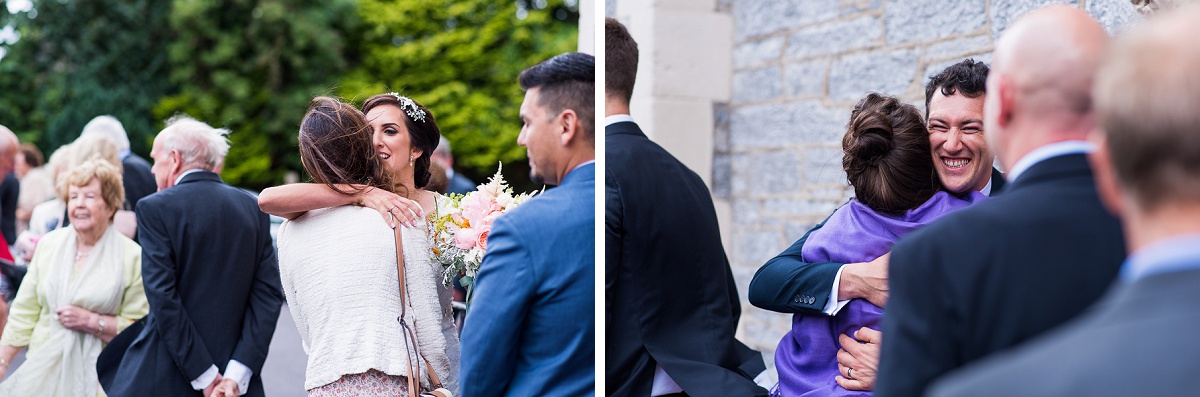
[459,52,595,396]
[97,116,283,397]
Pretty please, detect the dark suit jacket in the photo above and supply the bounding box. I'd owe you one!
[606,121,766,397]
[122,153,157,211]
[926,267,1200,397]
[459,163,595,396]
[98,171,284,397]
[748,168,1007,315]
[447,170,476,196]
[0,173,16,245]
[874,154,1125,397]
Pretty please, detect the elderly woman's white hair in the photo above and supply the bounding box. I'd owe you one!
[80,115,132,152]
[156,115,230,171]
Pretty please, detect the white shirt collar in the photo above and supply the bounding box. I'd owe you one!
[1121,234,1200,282]
[980,177,993,196]
[174,168,205,186]
[604,114,634,126]
[1005,140,1094,183]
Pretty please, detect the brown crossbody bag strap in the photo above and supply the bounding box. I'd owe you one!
[393,225,450,397]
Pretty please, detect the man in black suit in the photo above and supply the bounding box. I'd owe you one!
[930,7,1200,396]
[80,115,158,212]
[98,116,283,397]
[747,58,1001,390]
[873,6,1125,396]
[605,18,766,397]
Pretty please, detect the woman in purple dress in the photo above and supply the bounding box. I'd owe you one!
[772,93,985,396]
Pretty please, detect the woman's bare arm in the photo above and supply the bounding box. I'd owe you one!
[258,183,423,227]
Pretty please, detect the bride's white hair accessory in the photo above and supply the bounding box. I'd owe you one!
[388,92,427,123]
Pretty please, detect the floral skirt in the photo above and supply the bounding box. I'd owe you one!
[309,369,410,396]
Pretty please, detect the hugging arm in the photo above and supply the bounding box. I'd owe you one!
[257,183,422,227]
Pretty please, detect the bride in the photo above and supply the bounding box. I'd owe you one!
[259,94,458,396]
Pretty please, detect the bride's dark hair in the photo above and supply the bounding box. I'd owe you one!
[298,97,392,195]
[842,93,940,213]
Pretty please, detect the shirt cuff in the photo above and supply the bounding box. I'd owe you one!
[191,365,220,390]
[224,360,253,395]
[823,265,852,316]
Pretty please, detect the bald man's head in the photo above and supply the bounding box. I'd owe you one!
[986,5,1110,170]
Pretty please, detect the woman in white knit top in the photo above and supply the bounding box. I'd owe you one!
[260,96,458,396]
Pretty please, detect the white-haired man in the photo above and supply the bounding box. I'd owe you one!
[98,116,283,397]
[80,115,157,212]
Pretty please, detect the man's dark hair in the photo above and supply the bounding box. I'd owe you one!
[605,17,638,104]
[519,52,595,141]
[924,59,989,120]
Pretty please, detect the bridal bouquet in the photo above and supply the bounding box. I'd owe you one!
[428,163,538,297]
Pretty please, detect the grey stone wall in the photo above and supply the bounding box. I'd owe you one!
[722,0,1141,352]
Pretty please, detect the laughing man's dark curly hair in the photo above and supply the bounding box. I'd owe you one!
[924,58,989,120]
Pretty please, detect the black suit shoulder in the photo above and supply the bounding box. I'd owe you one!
[880,154,1126,396]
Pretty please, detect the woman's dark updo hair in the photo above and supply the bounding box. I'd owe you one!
[298,97,392,195]
[842,93,940,213]
[361,93,440,191]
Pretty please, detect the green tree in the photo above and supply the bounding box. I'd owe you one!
[0,0,172,156]
[339,0,580,191]
[154,0,359,189]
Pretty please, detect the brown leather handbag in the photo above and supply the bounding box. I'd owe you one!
[393,225,453,397]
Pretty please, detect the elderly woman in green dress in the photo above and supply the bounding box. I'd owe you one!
[0,158,149,396]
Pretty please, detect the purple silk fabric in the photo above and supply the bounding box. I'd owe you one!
[774,190,985,396]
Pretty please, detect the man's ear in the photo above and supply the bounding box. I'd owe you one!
[559,109,578,146]
[1088,131,1125,218]
[169,149,185,175]
[996,77,1015,129]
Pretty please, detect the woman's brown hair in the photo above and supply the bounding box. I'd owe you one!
[298,97,392,194]
[842,93,940,213]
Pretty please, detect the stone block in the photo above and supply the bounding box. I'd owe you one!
[714,102,732,153]
[734,35,784,69]
[784,59,827,97]
[734,228,785,268]
[991,0,1077,40]
[829,48,919,101]
[762,198,842,219]
[734,0,840,39]
[734,199,761,226]
[1086,0,1142,35]
[606,0,617,16]
[730,102,845,149]
[785,15,882,60]
[732,66,783,103]
[731,150,803,196]
[839,0,883,16]
[804,144,848,186]
[924,35,990,62]
[885,0,987,44]
[650,11,734,100]
[713,153,732,199]
[642,99,716,186]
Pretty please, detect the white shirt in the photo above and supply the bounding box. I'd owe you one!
[174,168,205,186]
[605,114,635,126]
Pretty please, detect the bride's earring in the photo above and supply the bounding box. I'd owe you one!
[409,155,415,167]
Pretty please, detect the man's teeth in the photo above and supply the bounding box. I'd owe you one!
[944,158,969,167]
